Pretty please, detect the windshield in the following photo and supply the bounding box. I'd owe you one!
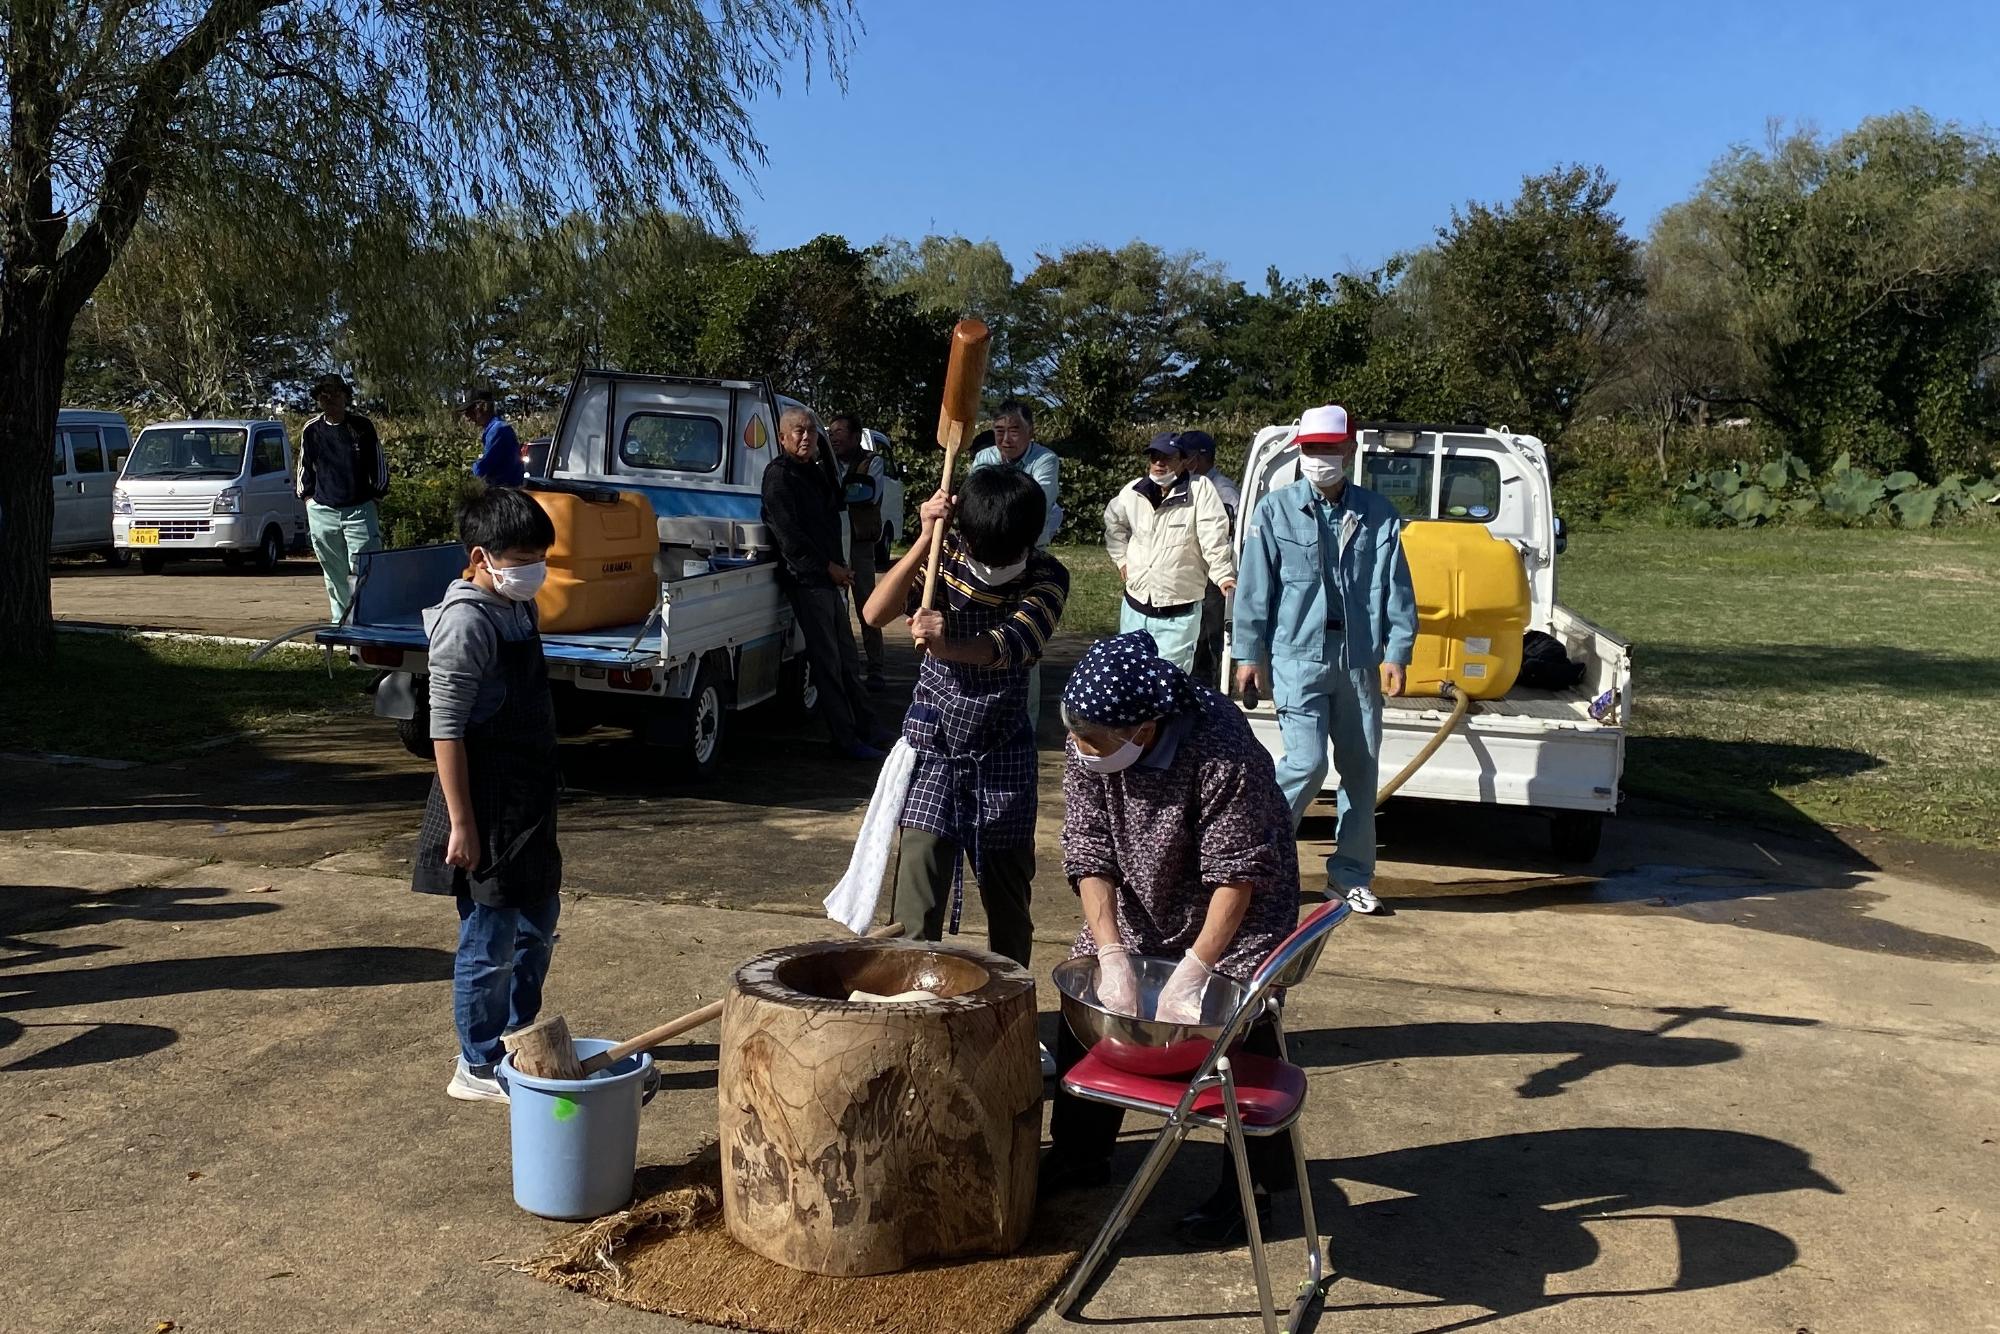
[124,427,248,480]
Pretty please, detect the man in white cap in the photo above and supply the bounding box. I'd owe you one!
[1231,404,1416,914]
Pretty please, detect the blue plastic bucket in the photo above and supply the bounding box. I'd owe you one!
[500,1038,659,1220]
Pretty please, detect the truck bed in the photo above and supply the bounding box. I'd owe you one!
[1238,603,1630,814]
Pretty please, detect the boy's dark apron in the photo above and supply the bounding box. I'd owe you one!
[411,607,561,907]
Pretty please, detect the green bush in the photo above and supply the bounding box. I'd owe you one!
[1673,450,2000,529]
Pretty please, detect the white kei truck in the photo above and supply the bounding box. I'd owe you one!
[314,371,836,776]
[115,419,308,572]
[1226,421,1632,860]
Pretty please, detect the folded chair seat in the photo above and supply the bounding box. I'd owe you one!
[1063,1048,1308,1130]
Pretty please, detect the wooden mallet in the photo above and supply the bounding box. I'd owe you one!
[504,922,905,1080]
[916,319,993,628]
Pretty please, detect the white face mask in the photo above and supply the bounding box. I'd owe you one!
[966,554,1028,586]
[1300,453,1347,487]
[1076,734,1145,775]
[487,559,547,602]
[1147,462,1179,485]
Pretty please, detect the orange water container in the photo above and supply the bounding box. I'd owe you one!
[1396,522,1529,699]
[528,487,659,633]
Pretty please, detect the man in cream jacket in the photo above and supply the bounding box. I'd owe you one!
[1103,432,1236,671]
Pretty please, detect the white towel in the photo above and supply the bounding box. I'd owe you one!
[823,738,918,934]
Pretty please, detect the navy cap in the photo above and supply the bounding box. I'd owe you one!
[1144,431,1181,455]
[1178,429,1216,457]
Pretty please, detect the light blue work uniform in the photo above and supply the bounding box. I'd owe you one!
[1233,477,1417,891]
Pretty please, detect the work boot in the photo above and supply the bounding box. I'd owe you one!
[1176,1180,1272,1249]
[447,1058,510,1104]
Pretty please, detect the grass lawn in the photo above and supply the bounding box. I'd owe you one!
[1562,525,2000,848]
[1051,524,2000,848]
[0,633,369,763]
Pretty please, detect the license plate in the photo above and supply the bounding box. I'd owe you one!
[129,528,159,544]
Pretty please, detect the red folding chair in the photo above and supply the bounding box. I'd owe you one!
[1052,898,1351,1334]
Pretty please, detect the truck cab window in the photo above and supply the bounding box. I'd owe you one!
[1439,456,1503,520]
[252,430,287,476]
[621,413,723,473]
[1361,453,1430,519]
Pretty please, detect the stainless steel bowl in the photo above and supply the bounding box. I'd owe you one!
[1051,953,1250,1077]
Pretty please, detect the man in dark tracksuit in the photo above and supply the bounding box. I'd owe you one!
[761,407,883,761]
[297,373,389,622]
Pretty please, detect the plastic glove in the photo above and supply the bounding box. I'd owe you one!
[1154,950,1216,1025]
[1094,946,1140,1018]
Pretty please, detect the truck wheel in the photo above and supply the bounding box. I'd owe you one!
[651,657,731,777]
[138,552,166,574]
[254,526,284,573]
[779,655,817,718]
[1550,811,1604,862]
[395,678,435,759]
[550,682,598,737]
[102,546,130,569]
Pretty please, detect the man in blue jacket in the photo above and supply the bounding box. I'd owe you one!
[464,389,525,488]
[1233,404,1416,914]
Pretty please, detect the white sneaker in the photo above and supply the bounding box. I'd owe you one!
[1344,884,1382,915]
[447,1059,510,1104]
[1039,1042,1057,1078]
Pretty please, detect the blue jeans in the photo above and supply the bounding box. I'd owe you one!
[1272,660,1383,891]
[453,894,560,1069]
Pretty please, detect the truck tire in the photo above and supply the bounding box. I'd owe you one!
[1550,811,1604,862]
[395,677,435,759]
[138,552,166,574]
[254,525,284,573]
[779,654,817,719]
[102,545,130,569]
[648,656,731,778]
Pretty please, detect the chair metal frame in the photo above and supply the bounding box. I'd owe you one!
[1053,898,1352,1333]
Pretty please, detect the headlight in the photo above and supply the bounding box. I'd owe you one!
[212,487,242,514]
[114,489,132,515]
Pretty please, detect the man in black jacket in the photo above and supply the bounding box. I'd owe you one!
[761,407,882,761]
[298,373,390,622]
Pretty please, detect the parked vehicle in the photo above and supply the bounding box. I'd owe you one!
[318,370,818,776]
[114,419,307,573]
[1227,421,1631,859]
[862,427,906,546]
[48,409,135,563]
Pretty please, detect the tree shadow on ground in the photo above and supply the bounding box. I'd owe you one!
[1077,1126,1837,1332]
[1642,641,2000,697]
[1281,1006,1821,1100]
[0,882,451,1070]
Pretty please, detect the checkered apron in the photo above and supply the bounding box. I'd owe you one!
[411,606,562,908]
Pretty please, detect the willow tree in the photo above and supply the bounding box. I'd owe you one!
[0,0,851,662]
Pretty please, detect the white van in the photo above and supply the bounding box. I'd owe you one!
[114,419,307,573]
[50,409,135,563]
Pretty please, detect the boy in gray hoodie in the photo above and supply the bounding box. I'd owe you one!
[411,487,562,1103]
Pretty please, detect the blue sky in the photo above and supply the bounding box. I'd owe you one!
[729,0,2000,282]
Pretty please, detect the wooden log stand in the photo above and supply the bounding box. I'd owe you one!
[718,938,1040,1276]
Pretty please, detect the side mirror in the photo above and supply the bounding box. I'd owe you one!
[1554,515,1569,556]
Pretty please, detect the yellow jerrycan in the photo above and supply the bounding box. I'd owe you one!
[1394,522,1529,699]
[528,485,660,634]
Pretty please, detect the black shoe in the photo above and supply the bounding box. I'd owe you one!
[1038,1151,1112,1197]
[1175,1182,1272,1249]
[866,671,888,694]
